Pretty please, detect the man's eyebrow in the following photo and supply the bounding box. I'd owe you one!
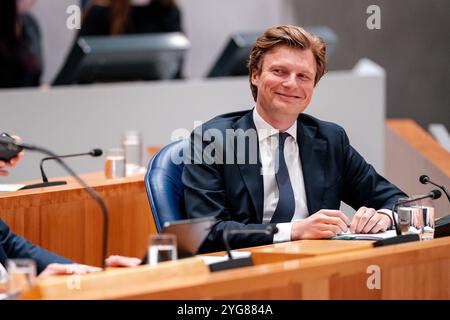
[266,63,315,75]
[299,69,314,76]
[268,64,285,69]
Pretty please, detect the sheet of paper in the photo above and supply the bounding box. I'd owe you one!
[0,184,25,192]
[333,229,398,240]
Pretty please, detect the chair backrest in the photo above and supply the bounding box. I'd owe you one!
[145,139,189,232]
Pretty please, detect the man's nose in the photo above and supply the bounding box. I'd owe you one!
[282,73,298,88]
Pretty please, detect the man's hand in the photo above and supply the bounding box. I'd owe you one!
[39,255,142,278]
[349,206,391,234]
[0,135,25,176]
[39,263,101,277]
[291,209,350,240]
[105,255,142,268]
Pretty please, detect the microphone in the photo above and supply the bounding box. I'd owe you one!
[0,139,109,269]
[20,148,103,190]
[419,175,450,203]
[209,225,278,272]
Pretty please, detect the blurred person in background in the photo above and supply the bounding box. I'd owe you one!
[80,0,182,36]
[56,0,185,83]
[0,0,42,88]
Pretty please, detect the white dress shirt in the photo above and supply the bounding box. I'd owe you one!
[253,108,309,243]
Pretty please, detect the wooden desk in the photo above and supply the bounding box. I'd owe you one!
[22,237,450,300]
[0,172,156,267]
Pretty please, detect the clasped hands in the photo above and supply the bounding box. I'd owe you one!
[291,207,392,240]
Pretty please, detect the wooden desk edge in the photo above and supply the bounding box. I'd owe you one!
[386,119,450,176]
[21,237,450,299]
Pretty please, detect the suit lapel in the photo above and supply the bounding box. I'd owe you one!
[298,117,327,215]
[232,110,264,222]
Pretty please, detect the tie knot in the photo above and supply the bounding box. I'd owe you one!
[278,132,290,147]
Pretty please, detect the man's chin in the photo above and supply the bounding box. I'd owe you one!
[273,103,307,116]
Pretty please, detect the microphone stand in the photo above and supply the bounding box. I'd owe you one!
[209,226,278,272]
[17,142,109,269]
[20,164,68,190]
[419,176,450,238]
[20,150,102,190]
[420,176,450,203]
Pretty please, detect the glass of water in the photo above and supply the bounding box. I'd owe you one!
[0,264,8,300]
[6,259,36,298]
[104,148,126,179]
[122,130,143,176]
[148,234,177,266]
[396,197,423,237]
[419,198,436,241]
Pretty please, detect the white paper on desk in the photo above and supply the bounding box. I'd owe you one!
[0,184,25,192]
[333,229,398,240]
[199,251,252,265]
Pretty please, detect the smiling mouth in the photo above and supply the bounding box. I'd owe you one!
[275,92,301,99]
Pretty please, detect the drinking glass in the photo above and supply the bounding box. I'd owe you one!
[0,264,7,300]
[148,234,177,266]
[122,131,143,176]
[6,259,36,298]
[419,198,436,240]
[104,148,125,179]
[396,197,423,236]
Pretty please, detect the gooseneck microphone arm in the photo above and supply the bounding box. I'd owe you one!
[16,142,109,269]
[40,149,103,183]
[391,190,442,236]
[420,175,450,203]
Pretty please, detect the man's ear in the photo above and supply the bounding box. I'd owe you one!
[250,69,259,86]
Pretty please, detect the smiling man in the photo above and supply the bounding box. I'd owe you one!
[182,25,406,252]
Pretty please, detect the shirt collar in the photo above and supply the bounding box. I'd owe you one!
[253,108,297,142]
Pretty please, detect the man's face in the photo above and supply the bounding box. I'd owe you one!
[251,45,317,124]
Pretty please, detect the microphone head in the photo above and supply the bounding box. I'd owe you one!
[419,175,430,184]
[430,189,442,200]
[89,149,103,157]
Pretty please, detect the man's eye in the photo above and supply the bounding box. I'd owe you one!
[298,74,310,80]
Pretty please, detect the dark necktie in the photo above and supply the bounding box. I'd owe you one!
[270,132,296,223]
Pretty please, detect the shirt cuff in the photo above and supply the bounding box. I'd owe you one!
[273,222,293,243]
[377,209,396,229]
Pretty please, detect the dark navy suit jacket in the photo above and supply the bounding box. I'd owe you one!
[182,109,406,252]
[0,219,72,274]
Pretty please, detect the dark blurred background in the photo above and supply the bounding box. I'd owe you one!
[290,0,449,130]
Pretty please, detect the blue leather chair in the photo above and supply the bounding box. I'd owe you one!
[145,139,189,232]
